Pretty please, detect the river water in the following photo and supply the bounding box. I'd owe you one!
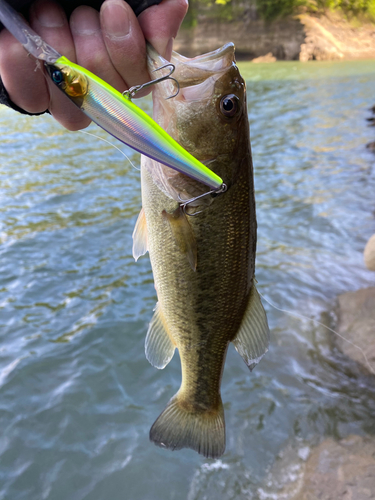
[1,60,375,500]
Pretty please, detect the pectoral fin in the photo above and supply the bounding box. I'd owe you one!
[232,283,270,371]
[145,303,175,369]
[162,206,197,272]
[132,208,148,261]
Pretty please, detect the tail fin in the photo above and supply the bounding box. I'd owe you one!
[150,394,225,459]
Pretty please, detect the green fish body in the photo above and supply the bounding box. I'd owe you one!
[133,44,269,458]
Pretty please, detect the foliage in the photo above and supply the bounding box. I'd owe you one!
[319,0,375,16]
[256,0,375,20]
[182,0,245,27]
[255,0,300,20]
[181,0,375,24]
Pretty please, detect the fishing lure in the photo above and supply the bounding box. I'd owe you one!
[0,0,225,192]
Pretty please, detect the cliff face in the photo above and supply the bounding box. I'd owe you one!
[299,13,375,61]
[174,17,305,60]
[174,12,375,61]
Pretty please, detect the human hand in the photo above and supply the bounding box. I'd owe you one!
[0,0,187,130]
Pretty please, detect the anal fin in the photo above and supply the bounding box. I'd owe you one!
[132,208,148,261]
[146,303,175,369]
[162,206,197,272]
[232,283,270,371]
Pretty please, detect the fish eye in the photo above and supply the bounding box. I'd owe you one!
[51,70,63,84]
[220,94,239,118]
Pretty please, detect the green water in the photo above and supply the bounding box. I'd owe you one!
[0,59,375,499]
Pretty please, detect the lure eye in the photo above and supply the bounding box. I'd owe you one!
[220,94,239,118]
[52,70,63,84]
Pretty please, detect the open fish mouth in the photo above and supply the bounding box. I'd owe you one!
[147,43,237,104]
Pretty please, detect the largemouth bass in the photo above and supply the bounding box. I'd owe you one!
[133,44,270,459]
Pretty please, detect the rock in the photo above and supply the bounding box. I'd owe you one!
[174,18,305,60]
[175,12,375,61]
[259,436,375,499]
[366,141,375,152]
[298,13,375,61]
[364,235,375,271]
[252,52,277,63]
[291,436,375,500]
[335,288,375,373]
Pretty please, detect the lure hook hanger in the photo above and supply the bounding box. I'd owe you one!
[179,183,228,217]
[123,63,180,100]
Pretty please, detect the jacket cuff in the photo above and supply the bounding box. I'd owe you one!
[0,74,46,115]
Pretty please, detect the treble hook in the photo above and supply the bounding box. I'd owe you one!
[122,63,180,100]
[179,183,228,217]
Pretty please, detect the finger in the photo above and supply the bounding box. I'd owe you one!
[29,0,91,130]
[100,0,150,90]
[138,0,188,60]
[70,5,125,92]
[0,22,49,113]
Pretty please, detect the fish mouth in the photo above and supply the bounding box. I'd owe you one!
[147,43,236,103]
[170,43,236,72]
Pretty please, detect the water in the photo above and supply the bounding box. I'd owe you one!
[0,60,375,499]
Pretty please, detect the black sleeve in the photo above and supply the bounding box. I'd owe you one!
[0,74,47,113]
[1,0,162,21]
[0,0,162,113]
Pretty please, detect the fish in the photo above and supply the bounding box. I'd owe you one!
[133,44,270,458]
[0,0,223,191]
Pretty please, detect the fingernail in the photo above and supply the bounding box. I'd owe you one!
[32,0,65,28]
[163,38,174,60]
[101,0,130,40]
[71,8,100,36]
[154,38,174,60]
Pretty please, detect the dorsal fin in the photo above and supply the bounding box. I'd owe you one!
[132,208,148,261]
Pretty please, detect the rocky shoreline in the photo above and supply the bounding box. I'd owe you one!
[261,435,375,499]
[259,285,375,498]
[267,173,375,497]
[174,11,375,61]
[257,106,375,498]
[266,203,375,497]
[335,288,375,375]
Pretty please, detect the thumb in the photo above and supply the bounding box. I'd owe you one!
[138,0,188,60]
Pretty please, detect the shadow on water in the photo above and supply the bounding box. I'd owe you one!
[0,59,375,499]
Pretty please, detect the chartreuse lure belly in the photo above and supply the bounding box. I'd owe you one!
[0,0,224,191]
